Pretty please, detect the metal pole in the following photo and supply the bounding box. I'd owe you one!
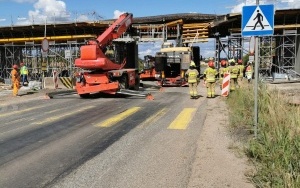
[254,0,259,138]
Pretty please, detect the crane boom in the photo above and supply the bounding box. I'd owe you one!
[75,13,133,70]
[95,13,133,48]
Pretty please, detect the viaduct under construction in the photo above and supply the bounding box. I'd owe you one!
[0,9,299,81]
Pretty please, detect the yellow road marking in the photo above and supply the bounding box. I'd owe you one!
[31,106,95,125]
[138,108,168,128]
[97,107,141,127]
[168,108,196,130]
[0,106,44,118]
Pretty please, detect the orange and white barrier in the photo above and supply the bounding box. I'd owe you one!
[53,70,58,89]
[221,73,230,97]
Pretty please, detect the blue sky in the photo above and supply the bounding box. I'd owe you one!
[0,0,299,58]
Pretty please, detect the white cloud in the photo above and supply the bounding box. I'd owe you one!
[288,0,300,8]
[230,0,300,13]
[15,0,69,25]
[231,2,246,13]
[14,0,100,25]
[113,10,126,19]
[138,42,162,59]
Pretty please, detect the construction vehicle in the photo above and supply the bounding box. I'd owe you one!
[154,42,200,86]
[74,13,141,98]
[139,55,156,81]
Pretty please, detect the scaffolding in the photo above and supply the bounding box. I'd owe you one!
[258,36,275,78]
[214,33,251,70]
[214,30,299,80]
[0,41,82,81]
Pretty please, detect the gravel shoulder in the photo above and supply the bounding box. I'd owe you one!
[188,85,255,188]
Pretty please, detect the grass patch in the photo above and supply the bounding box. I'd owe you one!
[226,82,300,187]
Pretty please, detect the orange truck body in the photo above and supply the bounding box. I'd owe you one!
[74,13,140,97]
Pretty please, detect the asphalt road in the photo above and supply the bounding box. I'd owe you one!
[0,85,208,188]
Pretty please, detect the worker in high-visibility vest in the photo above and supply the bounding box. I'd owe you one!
[228,59,240,91]
[20,62,29,86]
[203,60,218,98]
[237,59,245,82]
[185,60,199,99]
[245,61,253,83]
[219,59,229,90]
[11,64,20,96]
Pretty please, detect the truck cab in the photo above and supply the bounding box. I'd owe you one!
[154,42,200,86]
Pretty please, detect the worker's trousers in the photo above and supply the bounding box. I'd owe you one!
[21,74,28,86]
[188,82,198,98]
[219,78,223,90]
[12,82,20,96]
[206,82,216,98]
[230,78,238,91]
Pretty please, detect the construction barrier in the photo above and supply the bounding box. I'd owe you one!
[59,77,74,89]
[53,71,58,89]
[44,76,75,89]
[221,73,230,97]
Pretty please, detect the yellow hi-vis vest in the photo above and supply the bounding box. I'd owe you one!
[204,67,218,83]
[219,67,229,78]
[238,65,244,77]
[229,65,239,78]
[20,66,28,75]
[186,69,198,83]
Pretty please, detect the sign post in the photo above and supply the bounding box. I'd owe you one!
[241,1,274,137]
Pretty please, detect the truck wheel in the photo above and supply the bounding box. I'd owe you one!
[119,75,129,89]
[134,75,140,91]
[79,93,90,98]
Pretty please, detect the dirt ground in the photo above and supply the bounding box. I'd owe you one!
[187,84,255,188]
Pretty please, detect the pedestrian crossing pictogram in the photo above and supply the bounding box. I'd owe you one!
[242,4,274,36]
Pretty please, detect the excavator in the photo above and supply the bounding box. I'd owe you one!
[74,13,141,98]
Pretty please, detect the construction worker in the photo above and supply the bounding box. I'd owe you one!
[219,59,229,90]
[185,60,199,99]
[245,61,253,83]
[228,58,240,91]
[11,64,20,97]
[20,62,29,86]
[237,59,245,81]
[203,60,218,98]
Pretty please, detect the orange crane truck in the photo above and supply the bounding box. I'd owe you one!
[74,13,141,98]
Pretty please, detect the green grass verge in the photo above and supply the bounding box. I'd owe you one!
[226,82,300,188]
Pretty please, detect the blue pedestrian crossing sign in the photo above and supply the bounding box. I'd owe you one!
[242,4,274,36]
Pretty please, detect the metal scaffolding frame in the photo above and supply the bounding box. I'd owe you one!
[214,33,250,70]
[214,31,299,79]
[258,36,275,78]
[279,30,297,69]
[0,41,82,81]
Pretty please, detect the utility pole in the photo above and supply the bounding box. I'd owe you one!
[254,0,259,138]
